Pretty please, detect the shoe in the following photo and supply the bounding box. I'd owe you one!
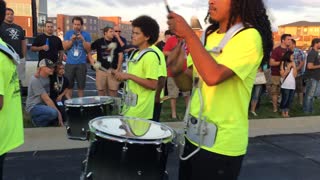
[250,111,258,116]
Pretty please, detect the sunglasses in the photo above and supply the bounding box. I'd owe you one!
[115,30,121,33]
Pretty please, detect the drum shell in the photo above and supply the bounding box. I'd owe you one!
[83,135,170,180]
[65,97,118,140]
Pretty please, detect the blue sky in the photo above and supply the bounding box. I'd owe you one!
[48,0,319,31]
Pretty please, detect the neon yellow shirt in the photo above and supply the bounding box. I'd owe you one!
[187,28,263,156]
[123,48,159,119]
[151,45,167,102]
[0,39,24,155]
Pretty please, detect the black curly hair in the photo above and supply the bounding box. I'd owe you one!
[204,0,273,66]
[131,15,159,45]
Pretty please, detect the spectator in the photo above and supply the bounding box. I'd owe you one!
[163,35,190,120]
[113,25,127,51]
[290,39,306,105]
[250,67,266,116]
[50,62,70,121]
[303,38,320,114]
[0,7,26,84]
[0,1,24,178]
[269,34,292,112]
[155,30,172,51]
[31,21,64,66]
[25,58,63,127]
[63,16,94,98]
[113,15,159,119]
[279,51,297,118]
[91,26,124,97]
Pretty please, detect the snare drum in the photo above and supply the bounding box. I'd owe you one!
[81,116,175,180]
[64,96,120,140]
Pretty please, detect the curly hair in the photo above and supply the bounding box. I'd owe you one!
[131,15,159,45]
[204,0,273,66]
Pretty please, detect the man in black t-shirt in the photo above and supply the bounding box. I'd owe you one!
[31,21,64,66]
[91,26,124,97]
[0,8,26,83]
[303,38,320,114]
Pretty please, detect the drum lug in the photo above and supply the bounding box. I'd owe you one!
[137,170,143,176]
[121,143,128,162]
[66,126,71,134]
[86,172,93,180]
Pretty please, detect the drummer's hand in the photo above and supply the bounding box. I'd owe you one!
[167,12,193,39]
[113,71,129,81]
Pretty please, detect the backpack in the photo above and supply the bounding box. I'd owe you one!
[0,42,20,64]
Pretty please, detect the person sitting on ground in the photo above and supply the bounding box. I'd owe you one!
[25,58,63,127]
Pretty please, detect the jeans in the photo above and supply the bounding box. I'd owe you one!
[303,79,320,113]
[30,105,58,127]
[251,85,263,101]
[280,88,295,112]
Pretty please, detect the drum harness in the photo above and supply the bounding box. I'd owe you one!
[179,23,245,160]
[0,43,20,65]
[120,48,161,115]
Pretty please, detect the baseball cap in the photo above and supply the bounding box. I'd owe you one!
[39,58,55,68]
[101,25,114,32]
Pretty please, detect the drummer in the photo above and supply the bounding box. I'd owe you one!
[113,15,159,120]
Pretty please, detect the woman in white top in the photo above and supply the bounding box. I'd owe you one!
[280,51,297,118]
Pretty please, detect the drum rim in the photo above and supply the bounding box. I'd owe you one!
[89,116,175,144]
[64,96,117,107]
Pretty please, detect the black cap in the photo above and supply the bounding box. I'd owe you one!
[39,58,55,68]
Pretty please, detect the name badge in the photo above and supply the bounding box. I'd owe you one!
[74,49,79,56]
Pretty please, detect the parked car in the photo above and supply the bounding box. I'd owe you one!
[20,43,38,95]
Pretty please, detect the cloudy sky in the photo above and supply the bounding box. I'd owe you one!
[48,0,320,31]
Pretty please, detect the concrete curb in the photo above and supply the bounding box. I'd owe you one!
[11,116,320,153]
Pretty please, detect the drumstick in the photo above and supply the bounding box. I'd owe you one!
[163,0,171,13]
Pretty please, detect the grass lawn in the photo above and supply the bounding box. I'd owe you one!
[22,93,320,128]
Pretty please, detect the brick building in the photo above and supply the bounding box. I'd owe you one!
[276,21,320,49]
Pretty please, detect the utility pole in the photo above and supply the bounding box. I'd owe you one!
[31,0,37,37]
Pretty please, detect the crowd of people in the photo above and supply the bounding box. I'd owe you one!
[1,0,320,179]
[250,34,320,118]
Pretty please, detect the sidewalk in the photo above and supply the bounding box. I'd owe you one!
[12,116,320,152]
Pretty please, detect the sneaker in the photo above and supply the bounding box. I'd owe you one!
[250,111,258,116]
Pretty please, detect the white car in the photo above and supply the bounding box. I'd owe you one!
[20,43,38,95]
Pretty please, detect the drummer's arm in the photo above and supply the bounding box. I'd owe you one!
[41,93,64,126]
[127,75,158,90]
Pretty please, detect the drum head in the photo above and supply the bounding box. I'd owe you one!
[89,116,174,141]
[64,96,114,107]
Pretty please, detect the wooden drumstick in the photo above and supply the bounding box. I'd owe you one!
[164,0,171,13]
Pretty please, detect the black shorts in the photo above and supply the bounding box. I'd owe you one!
[65,64,87,89]
[179,139,244,180]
